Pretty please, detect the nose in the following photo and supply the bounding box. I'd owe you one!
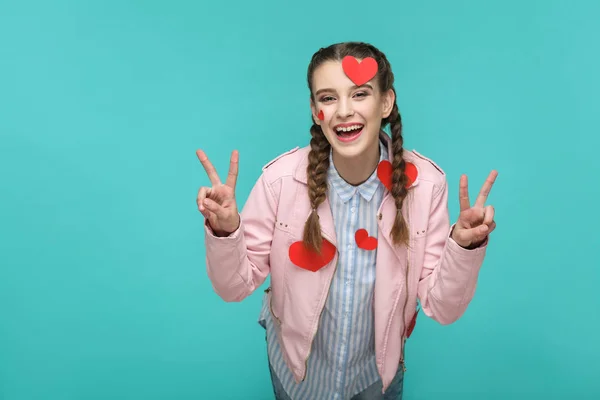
[336,98,354,118]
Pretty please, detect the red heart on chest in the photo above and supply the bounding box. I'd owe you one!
[355,229,378,250]
[342,56,378,86]
[377,160,417,191]
[289,239,336,272]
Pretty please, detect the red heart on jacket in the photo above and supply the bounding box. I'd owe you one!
[407,309,419,338]
[317,110,324,121]
[355,229,377,250]
[289,239,336,272]
[342,56,378,86]
[376,160,417,191]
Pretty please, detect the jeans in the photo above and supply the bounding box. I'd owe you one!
[268,361,404,400]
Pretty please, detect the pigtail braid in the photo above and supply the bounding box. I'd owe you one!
[302,123,331,253]
[388,102,410,246]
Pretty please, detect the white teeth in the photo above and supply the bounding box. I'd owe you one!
[335,125,363,132]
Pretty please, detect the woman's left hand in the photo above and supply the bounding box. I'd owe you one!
[451,170,498,249]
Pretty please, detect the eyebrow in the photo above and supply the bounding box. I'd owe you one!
[315,84,374,97]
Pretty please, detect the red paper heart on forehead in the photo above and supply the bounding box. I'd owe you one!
[355,229,377,250]
[289,239,336,272]
[377,160,418,191]
[342,56,378,86]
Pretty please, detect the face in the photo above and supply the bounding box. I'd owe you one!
[310,60,395,160]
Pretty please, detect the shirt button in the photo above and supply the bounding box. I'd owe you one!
[346,280,351,286]
[347,244,352,250]
[351,207,356,213]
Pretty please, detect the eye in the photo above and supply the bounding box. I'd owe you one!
[319,96,335,103]
[354,91,368,98]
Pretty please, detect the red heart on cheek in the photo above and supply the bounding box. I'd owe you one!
[289,239,336,272]
[377,160,418,191]
[317,110,324,121]
[342,56,378,86]
[355,229,377,250]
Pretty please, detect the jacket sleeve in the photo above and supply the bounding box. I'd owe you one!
[203,173,277,302]
[416,176,488,325]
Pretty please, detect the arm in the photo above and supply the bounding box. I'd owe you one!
[204,173,277,302]
[416,177,488,325]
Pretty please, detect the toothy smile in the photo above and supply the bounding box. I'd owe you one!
[335,124,364,134]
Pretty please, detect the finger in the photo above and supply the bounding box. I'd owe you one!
[487,221,497,234]
[461,224,489,244]
[474,170,498,208]
[459,174,470,212]
[203,197,226,219]
[197,187,211,212]
[199,207,211,219]
[483,205,494,226]
[225,150,239,189]
[196,149,222,186]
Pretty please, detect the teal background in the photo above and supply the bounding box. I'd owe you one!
[1,0,598,399]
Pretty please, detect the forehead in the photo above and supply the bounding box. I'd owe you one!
[312,61,348,87]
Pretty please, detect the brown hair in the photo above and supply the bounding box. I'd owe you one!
[303,42,409,253]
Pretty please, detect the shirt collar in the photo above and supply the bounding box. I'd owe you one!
[327,139,388,203]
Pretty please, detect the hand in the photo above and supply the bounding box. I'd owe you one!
[196,149,240,237]
[451,170,498,248]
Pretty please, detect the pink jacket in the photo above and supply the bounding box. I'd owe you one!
[204,133,488,392]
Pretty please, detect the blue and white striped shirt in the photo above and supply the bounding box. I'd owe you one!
[259,139,388,399]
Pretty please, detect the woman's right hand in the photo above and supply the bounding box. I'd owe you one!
[196,149,240,237]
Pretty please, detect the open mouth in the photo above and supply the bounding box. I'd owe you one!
[335,124,364,141]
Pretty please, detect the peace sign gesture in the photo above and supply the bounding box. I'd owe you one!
[196,149,240,237]
[451,170,498,248]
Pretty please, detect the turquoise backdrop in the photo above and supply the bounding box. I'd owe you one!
[1,0,598,399]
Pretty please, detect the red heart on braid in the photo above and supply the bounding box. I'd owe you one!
[377,160,418,191]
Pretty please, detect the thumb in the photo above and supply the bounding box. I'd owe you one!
[203,198,226,218]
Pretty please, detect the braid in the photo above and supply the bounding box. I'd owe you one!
[302,123,331,253]
[388,102,410,246]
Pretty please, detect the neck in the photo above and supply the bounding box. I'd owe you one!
[332,140,381,186]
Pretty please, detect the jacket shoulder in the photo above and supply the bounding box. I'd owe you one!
[406,149,446,186]
[261,145,309,182]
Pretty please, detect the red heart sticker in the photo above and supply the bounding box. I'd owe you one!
[342,56,378,86]
[317,110,324,121]
[376,160,417,191]
[405,162,418,187]
[289,239,336,272]
[407,309,419,338]
[355,229,377,250]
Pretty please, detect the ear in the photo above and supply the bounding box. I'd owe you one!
[381,89,395,119]
[310,98,321,126]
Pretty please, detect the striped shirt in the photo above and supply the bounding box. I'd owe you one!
[259,139,388,399]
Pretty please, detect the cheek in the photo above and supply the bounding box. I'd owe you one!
[354,102,379,121]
